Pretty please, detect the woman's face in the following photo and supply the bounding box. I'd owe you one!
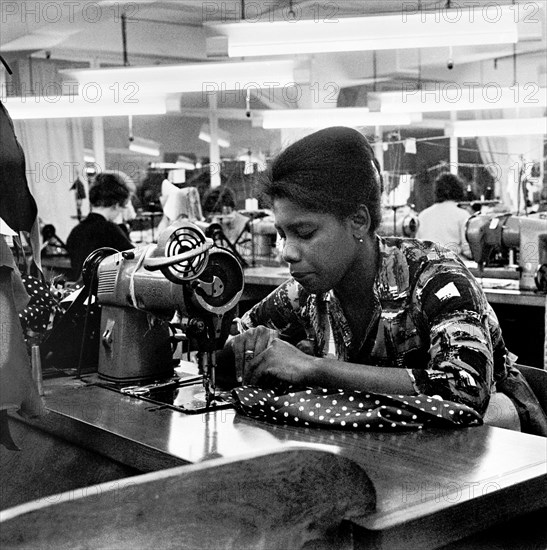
[273,197,358,294]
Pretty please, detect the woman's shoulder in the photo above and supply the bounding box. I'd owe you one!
[378,236,455,271]
[377,237,472,293]
[380,236,465,262]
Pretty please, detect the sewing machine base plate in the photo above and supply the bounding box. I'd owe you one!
[94,376,234,414]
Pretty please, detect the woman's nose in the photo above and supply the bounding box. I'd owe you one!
[281,240,301,263]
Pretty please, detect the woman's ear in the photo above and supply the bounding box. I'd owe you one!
[350,205,371,237]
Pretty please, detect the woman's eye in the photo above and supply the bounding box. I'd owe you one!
[298,230,315,240]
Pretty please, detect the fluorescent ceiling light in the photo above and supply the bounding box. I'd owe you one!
[374,87,547,113]
[3,94,166,119]
[129,136,162,157]
[446,117,547,137]
[150,160,195,171]
[176,156,197,171]
[206,7,520,57]
[199,123,231,148]
[62,60,295,95]
[261,108,422,129]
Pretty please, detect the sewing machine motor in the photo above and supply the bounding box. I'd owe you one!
[88,221,243,384]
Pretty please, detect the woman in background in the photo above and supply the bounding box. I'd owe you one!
[66,171,134,280]
[416,172,471,258]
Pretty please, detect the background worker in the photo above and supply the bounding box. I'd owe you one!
[416,172,472,258]
[66,171,134,280]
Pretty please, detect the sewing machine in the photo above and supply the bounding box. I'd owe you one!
[466,212,547,291]
[88,220,243,407]
[377,205,419,238]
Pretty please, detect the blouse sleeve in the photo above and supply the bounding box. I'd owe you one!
[409,259,495,414]
[240,278,308,343]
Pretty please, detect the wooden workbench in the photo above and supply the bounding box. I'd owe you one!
[4,376,546,550]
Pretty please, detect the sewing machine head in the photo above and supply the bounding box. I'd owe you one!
[377,205,419,238]
[466,212,547,291]
[86,220,244,386]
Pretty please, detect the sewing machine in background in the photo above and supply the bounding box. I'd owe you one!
[41,220,244,411]
[377,205,419,238]
[466,212,547,292]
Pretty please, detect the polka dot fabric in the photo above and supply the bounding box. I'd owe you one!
[232,386,482,431]
[18,275,60,335]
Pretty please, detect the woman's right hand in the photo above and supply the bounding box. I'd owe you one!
[230,325,279,384]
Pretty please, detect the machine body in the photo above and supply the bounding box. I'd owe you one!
[96,247,182,382]
[466,212,547,291]
[377,205,419,238]
[91,221,244,391]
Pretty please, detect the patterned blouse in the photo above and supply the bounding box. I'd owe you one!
[241,237,512,415]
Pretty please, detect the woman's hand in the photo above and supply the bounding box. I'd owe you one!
[231,325,279,384]
[244,338,317,388]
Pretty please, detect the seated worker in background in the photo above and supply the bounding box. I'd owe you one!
[220,126,546,436]
[66,171,134,280]
[416,172,472,258]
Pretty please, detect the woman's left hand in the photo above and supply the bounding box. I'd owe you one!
[244,338,317,387]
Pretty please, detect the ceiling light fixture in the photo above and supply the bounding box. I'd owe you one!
[129,136,162,156]
[149,160,195,171]
[446,117,547,137]
[3,94,167,119]
[62,59,296,95]
[205,6,528,58]
[372,87,547,113]
[260,108,422,129]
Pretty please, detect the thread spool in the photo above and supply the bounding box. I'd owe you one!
[245,198,258,211]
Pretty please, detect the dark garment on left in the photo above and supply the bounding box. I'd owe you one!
[0,101,37,233]
[66,212,134,279]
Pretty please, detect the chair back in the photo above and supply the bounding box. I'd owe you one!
[517,364,547,414]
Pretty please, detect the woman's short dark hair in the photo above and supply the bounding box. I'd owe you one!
[434,173,465,203]
[257,126,384,234]
[138,171,164,207]
[89,171,131,207]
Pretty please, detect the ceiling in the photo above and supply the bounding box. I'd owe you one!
[2,1,544,67]
[1,0,546,163]
[1,1,478,62]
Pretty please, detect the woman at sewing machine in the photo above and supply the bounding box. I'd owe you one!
[219,126,546,436]
[66,171,134,280]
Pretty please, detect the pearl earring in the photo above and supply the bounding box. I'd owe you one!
[354,235,364,243]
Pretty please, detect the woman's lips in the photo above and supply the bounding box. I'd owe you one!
[291,271,314,282]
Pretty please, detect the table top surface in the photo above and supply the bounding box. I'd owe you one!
[39,377,547,535]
